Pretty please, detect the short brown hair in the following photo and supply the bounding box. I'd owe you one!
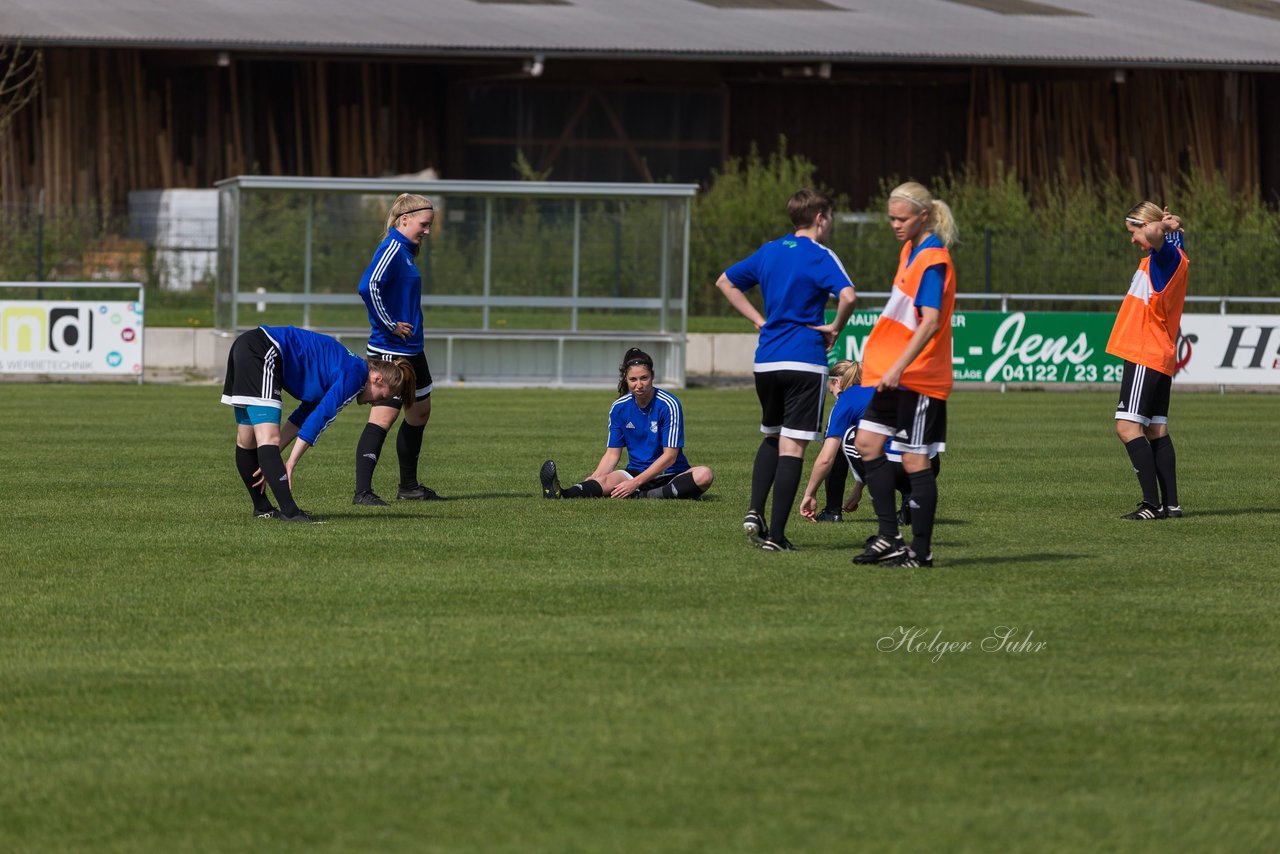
[787,188,834,229]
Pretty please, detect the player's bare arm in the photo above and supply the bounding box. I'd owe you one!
[715,273,766,331]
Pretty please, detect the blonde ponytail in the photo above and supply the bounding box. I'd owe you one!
[929,199,958,248]
[382,193,434,240]
[888,182,958,248]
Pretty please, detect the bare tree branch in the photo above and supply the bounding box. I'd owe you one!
[0,43,44,130]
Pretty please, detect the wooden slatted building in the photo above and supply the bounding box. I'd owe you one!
[2,0,1279,211]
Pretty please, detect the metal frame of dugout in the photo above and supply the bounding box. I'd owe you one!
[214,176,697,388]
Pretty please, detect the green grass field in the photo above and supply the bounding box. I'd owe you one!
[1,385,1277,852]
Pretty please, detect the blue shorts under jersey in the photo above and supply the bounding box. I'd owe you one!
[608,389,690,475]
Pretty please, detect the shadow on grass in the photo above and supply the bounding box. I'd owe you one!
[317,510,432,520]
[943,553,1092,567]
[442,492,531,500]
[1167,507,1280,518]
[450,492,729,501]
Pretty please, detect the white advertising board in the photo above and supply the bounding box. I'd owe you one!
[1175,314,1280,386]
[1,299,145,377]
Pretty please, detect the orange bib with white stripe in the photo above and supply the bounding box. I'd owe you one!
[862,240,956,400]
[1105,249,1189,377]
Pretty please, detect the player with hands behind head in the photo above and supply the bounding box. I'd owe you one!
[1106,203,1188,520]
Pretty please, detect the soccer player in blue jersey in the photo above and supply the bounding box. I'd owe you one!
[221,325,416,523]
[799,362,874,523]
[353,193,445,507]
[539,348,714,500]
[715,188,857,551]
[813,360,857,522]
[800,362,941,542]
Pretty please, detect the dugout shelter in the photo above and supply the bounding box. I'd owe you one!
[215,176,696,388]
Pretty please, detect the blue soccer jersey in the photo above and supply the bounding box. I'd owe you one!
[724,235,853,369]
[260,325,369,446]
[359,230,424,356]
[824,384,875,440]
[607,389,691,475]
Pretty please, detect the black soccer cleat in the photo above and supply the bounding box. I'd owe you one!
[397,484,447,501]
[539,460,562,499]
[1164,505,1184,518]
[1121,502,1163,520]
[253,508,281,520]
[852,534,907,564]
[743,509,768,547]
[887,549,934,568]
[353,490,390,507]
[279,509,322,524]
[814,509,843,523]
[760,536,798,552]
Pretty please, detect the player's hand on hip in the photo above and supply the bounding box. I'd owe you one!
[809,323,838,349]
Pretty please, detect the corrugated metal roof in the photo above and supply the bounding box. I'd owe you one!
[3,0,1279,69]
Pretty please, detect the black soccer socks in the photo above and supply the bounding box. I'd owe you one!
[824,452,849,516]
[1124,437,1161,508]
[563,479,605,499]
[642,470,702,500]
[769,455,804,543]
[1150,435,1179,509]
[354,423,388,494]
[396,421,426,488]
[906,468,938,558]
[750,436,780,516]
[255,443,300,516]
[863,455,900,539]
[235,445,276,514]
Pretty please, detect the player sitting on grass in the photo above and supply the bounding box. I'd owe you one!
[221,325,415,523]
[539,348,714,501]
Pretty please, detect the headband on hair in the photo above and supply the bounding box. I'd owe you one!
[890,193,929,212]
[400,206,434,217]
[1124,217,1145,227]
